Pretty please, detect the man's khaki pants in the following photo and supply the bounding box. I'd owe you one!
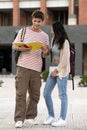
[14,66,41,122]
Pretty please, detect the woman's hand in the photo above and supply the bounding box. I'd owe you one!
[50,69,58,78]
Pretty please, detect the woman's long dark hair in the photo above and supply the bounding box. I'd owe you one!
[52,21,70,49]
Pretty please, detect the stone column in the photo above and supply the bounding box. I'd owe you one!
[75,43,82,75]
[68,0,77,25]
[40,0,47,25]
[13,0,20,26]
[0,12,2,26]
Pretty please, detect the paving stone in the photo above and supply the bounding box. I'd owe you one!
[0,75,87,130]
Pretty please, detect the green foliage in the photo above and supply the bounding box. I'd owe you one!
[0,80,4,87]
[78,75,87,87]
[68,74,73,80]
[41,70,49,82]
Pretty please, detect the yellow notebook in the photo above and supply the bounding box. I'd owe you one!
[16,41,43,52]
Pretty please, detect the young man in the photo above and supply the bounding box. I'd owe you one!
[12,9,49,128]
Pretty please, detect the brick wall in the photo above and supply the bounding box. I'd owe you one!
[79,0,87,24]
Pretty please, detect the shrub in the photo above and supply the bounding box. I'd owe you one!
[78,75,87,87]
[41,70,49,82]
[0,80,4,87]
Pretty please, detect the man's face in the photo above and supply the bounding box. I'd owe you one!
[32,18,43,30]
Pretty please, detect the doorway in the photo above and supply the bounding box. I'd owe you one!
[0,45,12,74]
[83,44,87,74]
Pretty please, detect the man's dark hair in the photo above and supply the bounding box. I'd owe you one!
[31,9,44,21]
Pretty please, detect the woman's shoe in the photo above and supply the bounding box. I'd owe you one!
[43,116,55,125]
[52,118,66,127]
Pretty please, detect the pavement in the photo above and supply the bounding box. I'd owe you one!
[0,75,87,130]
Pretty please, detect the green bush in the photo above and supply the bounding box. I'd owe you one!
[68,74,73,80]
[41,70,49,82]
[78,75,87,87]
[0,80,4,87]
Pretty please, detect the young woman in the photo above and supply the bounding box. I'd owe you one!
[43,21,70,127]
[12,9,49,128]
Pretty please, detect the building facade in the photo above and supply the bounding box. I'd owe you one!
[0,0,87,75]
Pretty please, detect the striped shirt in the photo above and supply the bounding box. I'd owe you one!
[13,27,49,72]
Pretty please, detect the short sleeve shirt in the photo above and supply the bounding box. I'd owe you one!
[13,27,49,72]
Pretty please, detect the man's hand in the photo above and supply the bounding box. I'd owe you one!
[12,44,32,52]
[20,46,32,52]
[41,45,49,57]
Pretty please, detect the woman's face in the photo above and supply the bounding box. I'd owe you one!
[32,18,43,31]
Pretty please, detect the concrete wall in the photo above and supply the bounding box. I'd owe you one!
[0,25,87,75]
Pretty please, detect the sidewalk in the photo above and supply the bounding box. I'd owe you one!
[0,75,87,130]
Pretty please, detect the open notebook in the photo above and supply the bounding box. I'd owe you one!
[16,41,43,52]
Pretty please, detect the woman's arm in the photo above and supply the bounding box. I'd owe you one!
[57,40,70,71]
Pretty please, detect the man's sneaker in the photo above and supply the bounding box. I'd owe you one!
[43,116,55,125]
[25,119,35,125]
[15,121,23,128]
[52,118,66,127]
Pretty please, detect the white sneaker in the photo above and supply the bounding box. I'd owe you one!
[15,121,23,128]
[43,116,55,125]
[25,119,35,125]
[52,118,66,127]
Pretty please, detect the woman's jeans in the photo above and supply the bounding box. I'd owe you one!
[43,75,68,120]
